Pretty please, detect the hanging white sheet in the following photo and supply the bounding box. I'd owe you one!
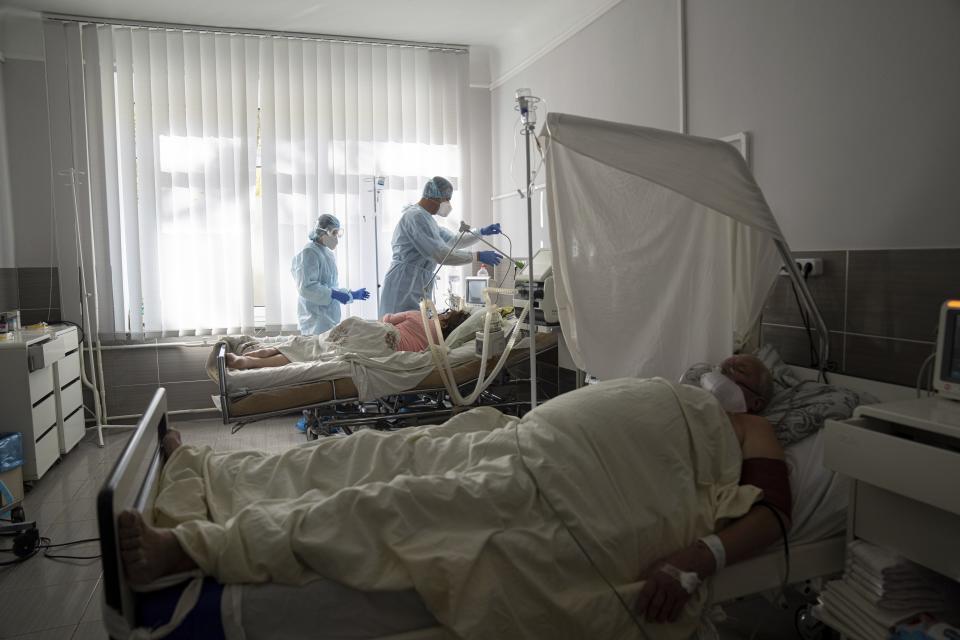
[543,113,784,381]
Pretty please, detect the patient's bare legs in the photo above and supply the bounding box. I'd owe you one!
[225,348,291,370]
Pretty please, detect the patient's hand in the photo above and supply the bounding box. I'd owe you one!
[635,543,715,624]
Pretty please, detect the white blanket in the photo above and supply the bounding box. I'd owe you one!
[220,317,495,401]
[156,378,759,639]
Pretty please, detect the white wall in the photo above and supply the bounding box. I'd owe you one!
[686,0,960,251]
[486,0,960,254]
[489,0,680,254]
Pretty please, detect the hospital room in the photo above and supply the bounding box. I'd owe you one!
[1,0,959,637]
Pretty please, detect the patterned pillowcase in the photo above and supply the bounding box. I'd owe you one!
[679,344,879,446]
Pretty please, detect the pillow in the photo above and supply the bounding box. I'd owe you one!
[679,344,880,446]
[755,344,879,446]
[444,307,498,349]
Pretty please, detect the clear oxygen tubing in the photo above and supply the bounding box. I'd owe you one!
[419,288,530,406]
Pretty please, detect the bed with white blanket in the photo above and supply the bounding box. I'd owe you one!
[99,373,857,640]
[206,315,559,429]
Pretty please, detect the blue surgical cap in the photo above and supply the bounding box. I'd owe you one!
[422,176,453,200]
[309,213,340,241]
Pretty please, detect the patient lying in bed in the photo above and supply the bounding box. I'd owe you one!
[120,357,790,638]
[226,309,471,370]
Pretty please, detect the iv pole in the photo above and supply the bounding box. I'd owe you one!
[516,89,540,409]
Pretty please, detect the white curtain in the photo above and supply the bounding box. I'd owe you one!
[52,21,467,338]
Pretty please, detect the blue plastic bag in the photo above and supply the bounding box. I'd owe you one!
[0,433,24,472]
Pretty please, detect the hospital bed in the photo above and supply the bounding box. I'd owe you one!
[208,330,559,434]
[98,384,850,640]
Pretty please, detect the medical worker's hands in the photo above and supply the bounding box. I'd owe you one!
[479,223,502,236]
[635,543,715,624]
[330,290,351,305]
[477,250,503,267]
[351,288,370,301]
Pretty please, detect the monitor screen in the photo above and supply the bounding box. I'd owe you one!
[466,278,487,305]
[951,313,960,380]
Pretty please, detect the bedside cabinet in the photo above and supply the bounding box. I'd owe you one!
[823,396,960,581]
[0,325,82,480]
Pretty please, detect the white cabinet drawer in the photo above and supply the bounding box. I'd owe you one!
[824,418,960,515]
[42,336,66,363]
[33,423,60,479]
[59,378,83,415]
[61,407,85,454]
[31,395,57,442]
[57,352,81,387]
[62,328,79,352]
[29,366,54,404]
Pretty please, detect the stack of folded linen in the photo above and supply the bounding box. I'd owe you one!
[812,541,960,640]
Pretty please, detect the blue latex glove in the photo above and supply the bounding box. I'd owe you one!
[477,250,503,267]
[480,223,502,236]
[351,288,370,301]
[330,289,351,304]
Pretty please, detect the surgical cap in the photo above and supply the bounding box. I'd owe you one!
[422,176,453,200]
[309,213,341,241]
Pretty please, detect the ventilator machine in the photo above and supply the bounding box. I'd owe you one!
[514,249,559,326]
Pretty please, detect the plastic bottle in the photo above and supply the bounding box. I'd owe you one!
[477,266,489,278]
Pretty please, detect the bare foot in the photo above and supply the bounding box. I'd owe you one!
[118,510,197,585]
[162,429,182,458]
[225,352,246,370]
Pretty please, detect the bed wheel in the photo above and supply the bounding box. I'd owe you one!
[795,605,832,640]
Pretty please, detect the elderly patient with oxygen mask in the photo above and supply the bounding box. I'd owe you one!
[115,354,791,639]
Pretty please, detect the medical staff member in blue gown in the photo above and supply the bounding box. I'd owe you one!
[379,177,503,316]
[291,214,370,335]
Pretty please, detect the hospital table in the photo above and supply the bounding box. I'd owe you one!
[209,332,559,433]
[98,388,849,640]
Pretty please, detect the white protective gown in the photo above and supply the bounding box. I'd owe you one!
[379,204,479,316]
[291,241,352,335]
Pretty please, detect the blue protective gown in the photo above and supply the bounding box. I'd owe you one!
[379,204,479,316]
[291,241,352,335]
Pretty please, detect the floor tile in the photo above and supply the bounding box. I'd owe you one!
[0,578,97,637]
[70,621,107,640]
[5,625,77,639]
[0,521,101,592]
[79,579,103,623]
[17,500,68,529]
[51,499,97,525]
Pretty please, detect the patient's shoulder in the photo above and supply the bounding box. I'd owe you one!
[728,413,773,442]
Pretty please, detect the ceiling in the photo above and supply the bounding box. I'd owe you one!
[0,0,621,86]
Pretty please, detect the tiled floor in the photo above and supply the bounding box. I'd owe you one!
[2,415,805,639]
[1,415,304,639]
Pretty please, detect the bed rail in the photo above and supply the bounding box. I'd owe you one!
[97,388,169,636]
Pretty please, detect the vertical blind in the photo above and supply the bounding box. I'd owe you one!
[45,20,468,338]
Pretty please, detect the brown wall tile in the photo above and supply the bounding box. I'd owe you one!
[760,324,843,372]
[843,335,936,388]
[105,384,160,418]
[17,267,60,310]
[158,346,214,383]
[164,380,220,412]
[763,251,846,332]
[0,269,18,310]
[20,308,60,325]
[101,347,159,388]
[846,249,960,342]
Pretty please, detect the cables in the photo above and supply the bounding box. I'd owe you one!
[788,268,828,382]
[0,531,101,564]
[916,351,937,398]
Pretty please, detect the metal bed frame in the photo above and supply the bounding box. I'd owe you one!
[216,340,560,436]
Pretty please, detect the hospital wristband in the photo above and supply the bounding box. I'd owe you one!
[697,534,726,572]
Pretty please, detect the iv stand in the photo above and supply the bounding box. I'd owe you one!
[517,89,539,409]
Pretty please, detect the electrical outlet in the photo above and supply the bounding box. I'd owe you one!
[779,258,823,277]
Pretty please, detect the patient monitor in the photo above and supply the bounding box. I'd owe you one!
[934,300,960,401]
[513,248,559,325]
[464,276,490,309]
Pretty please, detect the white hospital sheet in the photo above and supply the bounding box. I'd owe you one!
[155,378,760,640]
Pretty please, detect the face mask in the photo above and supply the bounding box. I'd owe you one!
[436,201,452,218]
[700,368,747,414]
[317,232,338,250]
